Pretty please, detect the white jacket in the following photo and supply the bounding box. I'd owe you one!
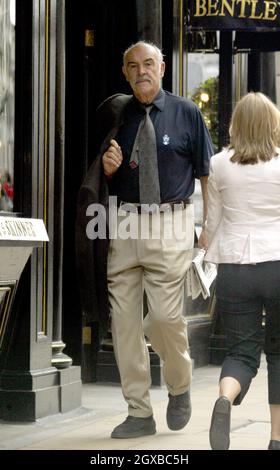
[205,147,280,264]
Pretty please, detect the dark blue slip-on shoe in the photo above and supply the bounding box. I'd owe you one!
[166,389,191,431]
[209,396,231,450]
[111,415,156,439]
[268,440,280,450]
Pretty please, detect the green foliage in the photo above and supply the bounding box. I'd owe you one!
[190,76,219,150]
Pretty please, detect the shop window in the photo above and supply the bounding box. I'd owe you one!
[185,48,219,317]
[0,0,15,212]
[187,52,219,151]
[187,31,217,53]
[186,51,219,232]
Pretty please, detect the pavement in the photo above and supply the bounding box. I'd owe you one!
[0,355,272,452]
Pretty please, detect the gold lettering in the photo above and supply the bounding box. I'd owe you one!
[236,0,251,17]
[263,1,277,20]
[208,0,219,16]
[220,0,235,17]
[193,0,278,22]
[250,0,263,18]
[195,0,207,16]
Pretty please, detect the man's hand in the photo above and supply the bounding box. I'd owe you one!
[102,139,123,178]
[197,227,208,250]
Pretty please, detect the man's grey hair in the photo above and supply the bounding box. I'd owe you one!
[123,41,164,64]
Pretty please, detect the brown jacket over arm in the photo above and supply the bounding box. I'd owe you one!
[76,94,132,339]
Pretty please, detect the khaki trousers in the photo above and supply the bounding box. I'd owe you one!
[107,206,194,417]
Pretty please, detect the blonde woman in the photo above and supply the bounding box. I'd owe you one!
[205,92,280,450]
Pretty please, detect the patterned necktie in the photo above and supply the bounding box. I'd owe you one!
[129,105,161,205]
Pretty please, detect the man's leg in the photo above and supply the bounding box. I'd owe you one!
[108,224,153,419]
[142,207,194,429]
[143,252,192,393]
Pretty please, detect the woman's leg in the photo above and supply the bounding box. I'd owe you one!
[270,406,280,441]
[219,376,241,405]
[210,264,263,450]
[264,290,280,443]
[217,264,264,405]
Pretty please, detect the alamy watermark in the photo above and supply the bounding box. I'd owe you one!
[86,196,191,241]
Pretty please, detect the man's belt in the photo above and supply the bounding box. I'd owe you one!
[118,198,193,214]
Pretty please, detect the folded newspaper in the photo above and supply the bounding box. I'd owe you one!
[185,248,217,300]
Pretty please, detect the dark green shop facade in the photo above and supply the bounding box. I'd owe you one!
[0,0,279,421]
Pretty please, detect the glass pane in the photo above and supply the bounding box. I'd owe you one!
[187,52,219,227]
[0,0,15,212]
[187,52,219,151]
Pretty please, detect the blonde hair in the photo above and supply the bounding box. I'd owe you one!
[229,92,280,165]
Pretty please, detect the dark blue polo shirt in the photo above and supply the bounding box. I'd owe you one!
[109,88,213,203]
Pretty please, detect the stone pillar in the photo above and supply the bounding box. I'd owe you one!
[248,51,276,102]
[218,31,233,149]
[51,0,72,370]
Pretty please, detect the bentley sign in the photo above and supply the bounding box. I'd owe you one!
[189,0,280,30]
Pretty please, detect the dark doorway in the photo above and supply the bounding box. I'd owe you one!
[63,0,140,381]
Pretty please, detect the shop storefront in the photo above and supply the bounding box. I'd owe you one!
[1,0,280,421]
[186,0,280,363]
